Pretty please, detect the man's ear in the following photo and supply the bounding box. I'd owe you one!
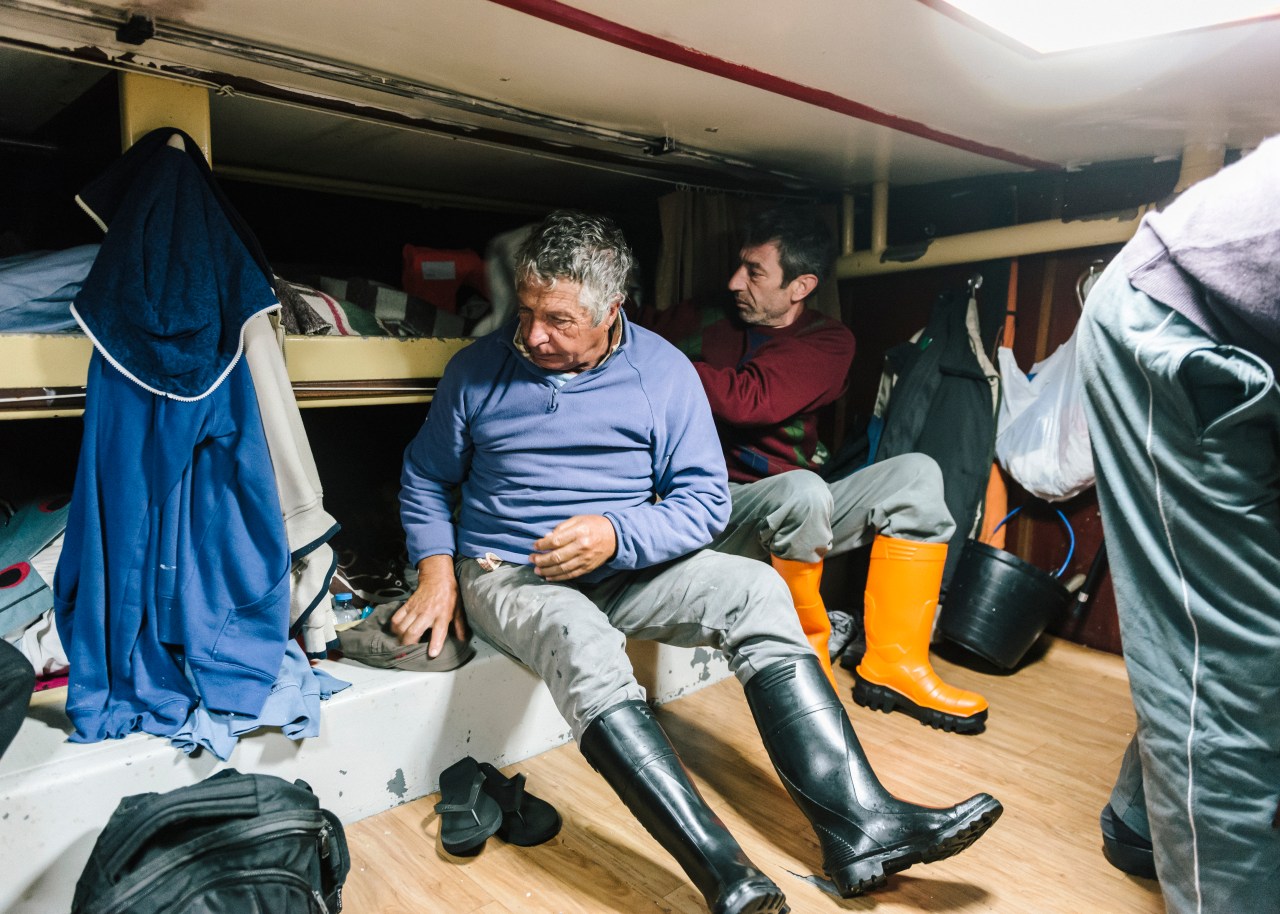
[789,273,819,303]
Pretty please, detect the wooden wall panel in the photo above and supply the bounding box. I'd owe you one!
[838,243,1128,657]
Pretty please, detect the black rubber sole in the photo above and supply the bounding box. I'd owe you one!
[713,877,790,914]
[852,674,988,734]
[827,796,1004,897]
[434,757,503,855]
[1099,804,1157,879]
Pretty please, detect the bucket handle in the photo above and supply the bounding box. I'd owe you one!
[991,506,1075,578]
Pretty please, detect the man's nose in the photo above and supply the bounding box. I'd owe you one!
[525,319,549,347]
[728,265,747,292]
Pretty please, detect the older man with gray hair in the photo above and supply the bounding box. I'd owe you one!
[394,210,1001,914]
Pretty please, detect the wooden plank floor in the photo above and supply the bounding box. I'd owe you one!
[343,638,1163,913]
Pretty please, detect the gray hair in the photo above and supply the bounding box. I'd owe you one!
[514,210,634,325]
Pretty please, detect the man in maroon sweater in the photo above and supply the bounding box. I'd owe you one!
[655,208,988,733]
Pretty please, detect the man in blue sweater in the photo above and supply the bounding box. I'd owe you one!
[1078,136,1280,913]
[395,210,1000,913]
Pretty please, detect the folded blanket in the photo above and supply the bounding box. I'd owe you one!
[0,245,100,333]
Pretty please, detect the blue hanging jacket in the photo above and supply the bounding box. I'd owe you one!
[53,129,290,742]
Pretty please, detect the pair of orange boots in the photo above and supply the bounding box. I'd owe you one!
[771,536,987,733]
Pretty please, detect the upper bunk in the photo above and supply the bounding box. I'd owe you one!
[2,1,1278,420]
[0,333,473,419]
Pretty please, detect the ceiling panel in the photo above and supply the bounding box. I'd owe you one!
[2,0,1278,202]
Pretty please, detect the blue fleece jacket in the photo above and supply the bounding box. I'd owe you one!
[53,128,290,743]
[55,355,291,742]
[401,315,730,580]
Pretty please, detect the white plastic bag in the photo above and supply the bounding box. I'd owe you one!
[994,327,1094,501]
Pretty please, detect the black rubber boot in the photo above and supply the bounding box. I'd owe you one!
[744,656,1002,897]
[1099,803,1157,879]
[579,700,789,914]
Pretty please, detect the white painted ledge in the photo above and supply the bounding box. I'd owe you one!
[0,638,729,914]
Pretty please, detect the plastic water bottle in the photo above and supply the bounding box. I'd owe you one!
[331,592,362,626]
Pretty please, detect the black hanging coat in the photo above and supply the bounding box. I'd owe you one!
[872,288,1000,588]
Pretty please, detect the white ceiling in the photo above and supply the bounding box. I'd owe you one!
[2,0,1279,206]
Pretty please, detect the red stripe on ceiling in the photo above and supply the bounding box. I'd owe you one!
[486,0,1061,172]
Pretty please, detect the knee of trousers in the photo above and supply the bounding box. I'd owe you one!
[461,574,645,742]
[762,470,835,560]
[513,614,644,745]
[770,469,834,517]
[714,558,811,665]
[881,453,955,542]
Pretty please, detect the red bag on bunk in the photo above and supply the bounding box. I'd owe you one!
[401,245,489,312]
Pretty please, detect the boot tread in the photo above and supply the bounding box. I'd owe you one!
[853,674,988,733]
[713,877,790,914]
[827,797,1003,897]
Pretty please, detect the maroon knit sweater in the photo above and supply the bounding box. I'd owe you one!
[650,302,855,483]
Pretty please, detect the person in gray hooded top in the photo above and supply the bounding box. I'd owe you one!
[1077,135,1280,912]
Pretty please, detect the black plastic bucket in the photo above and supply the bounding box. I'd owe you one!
[940,508,1073,670]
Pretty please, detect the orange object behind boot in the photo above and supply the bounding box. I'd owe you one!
[770,556,838,689]
[854,536,989,733]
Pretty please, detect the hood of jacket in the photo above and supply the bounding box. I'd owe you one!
[72,128,278,400]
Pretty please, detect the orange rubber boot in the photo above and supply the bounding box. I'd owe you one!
[853,536,988,733]
[770,556,838,690]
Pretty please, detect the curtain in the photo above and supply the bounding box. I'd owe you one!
[653,190,841,320]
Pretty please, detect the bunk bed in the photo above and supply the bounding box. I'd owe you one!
[0,332,472,419]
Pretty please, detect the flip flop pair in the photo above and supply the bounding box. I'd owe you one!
[434,756,562,855]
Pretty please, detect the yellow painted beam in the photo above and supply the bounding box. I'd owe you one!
[837,210,1145,279]
[118,71,211,159]
[870,180,889,256]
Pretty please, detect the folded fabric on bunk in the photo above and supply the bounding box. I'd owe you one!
[4,607,69,679]
[477,223,534,338]
[0,244,99,333]
[308,275,490,337]
[272,276,335,335]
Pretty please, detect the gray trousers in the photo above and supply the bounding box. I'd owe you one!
[458,549,811,742]
[710,455,956,564]
[1078,263,1280,914]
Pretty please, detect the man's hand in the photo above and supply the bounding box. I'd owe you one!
[531,514,617,581]
[390,554,467,656]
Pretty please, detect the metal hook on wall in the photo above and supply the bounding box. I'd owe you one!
[1076,258,1106,309]
[967,271,984,296]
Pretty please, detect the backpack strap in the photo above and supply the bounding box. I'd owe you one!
[101,775,261,881]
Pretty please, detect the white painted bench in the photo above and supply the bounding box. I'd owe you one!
[0,639,729,914]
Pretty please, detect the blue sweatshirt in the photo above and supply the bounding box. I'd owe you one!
[401,315,730,580]
[53,128,290,742]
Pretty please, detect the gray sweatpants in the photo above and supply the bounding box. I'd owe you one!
[710,454,956,564]
[458,549,812,742]
[1078,262,1280,913]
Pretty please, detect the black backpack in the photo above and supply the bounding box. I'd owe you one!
[71,768,350,914]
